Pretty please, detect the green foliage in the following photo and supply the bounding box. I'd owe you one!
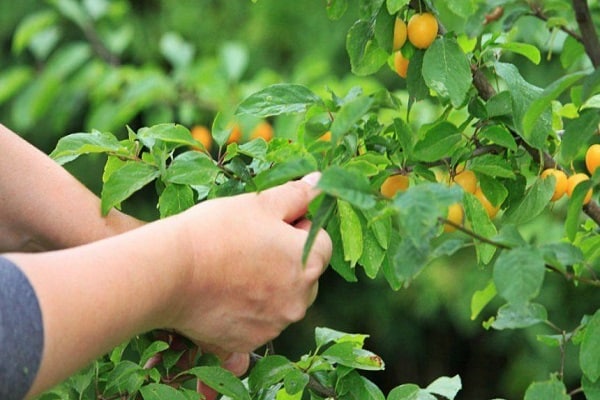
[3,0,600,398]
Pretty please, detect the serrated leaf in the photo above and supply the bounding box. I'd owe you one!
[559,109,600,164]
[318,166,377,209]
[330,95,374,142]
[136,123,196,149]
[248,355,295,393]
[338,199,364,267]
[502,177,554,224]
[139,341,169,368]
[139,383,188,400]
[101,162,159,215]
[491,302,547,330]
[495,62,552,148]
[425,375,462,400]
[322,342,384,371]
[522,70,587,140]
[236,84,322,117]
[185,366,250,400]
[493,247,546,305]
[581,310,600,382]
[413,121,462,162]
[346,19,389,76]
[164,151,220,186]
[493,42,541,64]
[422,38,472,108]
[315,326,369,348]
[303,194,336,265]
[463,193,497,265]
[158,184,195,218]
[254,158,317,190]
[49,130,125,164]
[103,361,145,396]
[523,377,569,400]
[471,280,497,320]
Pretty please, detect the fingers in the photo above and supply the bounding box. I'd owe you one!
[257,172,322,223]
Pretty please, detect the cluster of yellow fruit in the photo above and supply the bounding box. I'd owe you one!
[379,167,500,234]
[191,121,274,152]
[541,144,599,205]
[392,12,439,78]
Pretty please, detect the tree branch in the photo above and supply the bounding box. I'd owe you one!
[529,4,583,43]
[571,0,600,68]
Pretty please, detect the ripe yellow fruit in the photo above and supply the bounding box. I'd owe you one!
[452,170,477,194]
[474,187,500,219]
[191,125,212,151]
[250,121,274,142]
[566,173,593,205]
[394,51,409,78]
[407,12,438,49]
[319,131,332,141]
[227,123,243,144]
[381,174,410,198]
[585,144,600,176]
[541,168,568,201]
[443,203,464,233]
[393,18,408,50]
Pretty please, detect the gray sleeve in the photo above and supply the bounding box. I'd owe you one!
[0,256,44,400]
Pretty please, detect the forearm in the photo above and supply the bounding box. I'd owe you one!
[4,217,188,398]
[0,124,144,252]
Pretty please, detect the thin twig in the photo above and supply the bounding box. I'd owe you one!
[571,0,600,67]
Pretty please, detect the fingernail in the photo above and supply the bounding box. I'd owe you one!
[301,172,321,187]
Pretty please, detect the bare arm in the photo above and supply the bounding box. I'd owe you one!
[0,123,144,252]
[4,173,331,398]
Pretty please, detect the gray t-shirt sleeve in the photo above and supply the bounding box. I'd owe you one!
[0,256,44,400]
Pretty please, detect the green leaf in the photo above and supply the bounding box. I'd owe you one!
[140,383,188,400]
[479,125,517,150]
[581,310,600,382]
[565,178,594,241]
[338,200,364,267]
[346,19,389,76]
[101,162,160,215]
[559,109,600,164]
[315,326,369,348]
[522,70,588,140]
[303,194,337,265]
[248,355,295,393]
[422,37,472,108]
[495,62,552,148]
[326,0,349,20]
[358,223,386,279]
[0,66,34,105]
[236,84,322,117]
[253,158,317,190]
[582,374,600,400]
[139,341,169,368]
[136,123,197,149]
[387,0,410,14]
[164,151,220,186]
[463,193,497,265]
[283,368,309,395]
[327,215,358,282]
[49,0,90,29]
[322,342,384,371]
[491,302,547,330]
[468,154,515,179]
[318,166,377,209]
[493,246,546,304]
[470,280,497,320]
[158,184,195,218]
[337,372,386,400]
[502,177,554,224]
[383,230,429,290]
[185,366,251,400]
[50,130,126,164]
[493,42,541,64]
[406,50,430,102]
[330,95,374,142]
[540,241,584,272]
[425,375,462,400]
[103,361,145,396]
[387,384,428,400]
[523,377,569,400]
[413,121,462,162]
[12,10,58,55]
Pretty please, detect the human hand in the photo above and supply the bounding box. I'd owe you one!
[164,172,331,371]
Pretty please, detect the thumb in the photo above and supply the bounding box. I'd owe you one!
[257,172,322,223]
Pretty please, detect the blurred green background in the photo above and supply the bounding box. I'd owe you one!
[1,1,597,398]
